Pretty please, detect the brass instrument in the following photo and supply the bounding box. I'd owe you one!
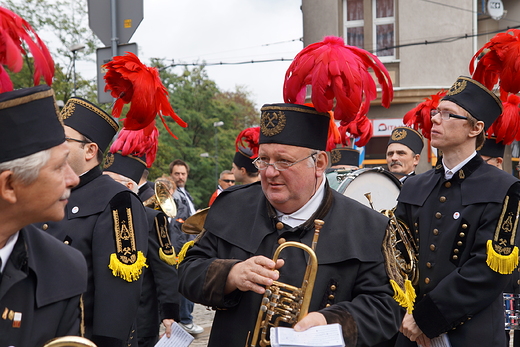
[143,180,177,218]
[249,219,324,347]
[43,336,97,347]
[365,193,419,286]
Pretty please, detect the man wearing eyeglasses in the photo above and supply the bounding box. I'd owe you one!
[35,97,149,347]
[208,170,235,206]
[395,77,520,347]
[178,103,402,347]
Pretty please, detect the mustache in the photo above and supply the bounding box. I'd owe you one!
[60,190,71,200]
[390,161,403,167]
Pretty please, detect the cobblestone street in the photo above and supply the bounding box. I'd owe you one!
[189,304,215,346]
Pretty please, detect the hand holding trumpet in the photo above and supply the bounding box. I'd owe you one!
[225,256,285,294]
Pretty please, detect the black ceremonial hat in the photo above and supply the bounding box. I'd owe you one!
[330,148,359,167]
[388,127,424,154]
[233,146,258,173]
[259,103,330,150]
[442,76,502,131]
[479,137,505,158]
[0,85,64,163]
[60,97,119,152]
[103,151,146,184]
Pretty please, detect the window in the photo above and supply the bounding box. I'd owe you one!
[344,0,395,60]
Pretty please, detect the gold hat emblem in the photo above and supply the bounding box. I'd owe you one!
[103,152,114,169]
[261,110,286,137]
[59,101,76,121]
[331,149,341,164]
[391,129,407,141]
[447,79,467,96]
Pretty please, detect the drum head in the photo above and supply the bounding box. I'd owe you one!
[338,167,401,211]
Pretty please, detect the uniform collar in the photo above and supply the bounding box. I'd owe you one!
[73,166,102,191]
[435,153,483,182]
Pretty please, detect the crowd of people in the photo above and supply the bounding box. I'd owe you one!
[1,10,520,347]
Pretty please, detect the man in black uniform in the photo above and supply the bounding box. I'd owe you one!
[0,86,87,346]
[396,76,520,347]
[386,126,424,183]
[104,151,180,346]
[178,103,402,346]
[36,97,149,346]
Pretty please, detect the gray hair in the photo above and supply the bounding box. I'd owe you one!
[0,149,52,185]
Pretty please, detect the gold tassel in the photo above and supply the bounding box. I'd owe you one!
[159,248,178,265]
[108,251,148,282]
[176,241,195,268]
[486,240,519,274]
[404,279,416,314]
[390,279,416,314]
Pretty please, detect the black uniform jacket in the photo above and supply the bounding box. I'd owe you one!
[179,182,403,347]
[35,167,148,346]
[137,208,180,339]
[395,155,520,346]
[0,226,87,347]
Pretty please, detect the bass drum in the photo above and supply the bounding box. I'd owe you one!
[336,167,401,211]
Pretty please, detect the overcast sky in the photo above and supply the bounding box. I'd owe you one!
[78,0,304,110]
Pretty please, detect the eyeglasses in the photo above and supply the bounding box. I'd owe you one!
[65,137,90,144]
[221,179,235,183]
[430,110,468,121]
[253,152,317,171]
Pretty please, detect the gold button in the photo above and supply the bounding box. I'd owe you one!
[453,249,459,254]
[425,278,430,284]
[64,240,70,245]
[414,223,418,227]
[453,255,458,260]
[439,196,446,203]
[42,223,48,230]
[426,262,432,268]
[462,224,468,229]
[326,303,331,307]
[433,229,439,235]
[328,294,335,300]
[435,212,442,219]
[278,238,286,245]
[330,285,337,291]
[517,279,520,285]
[459,232,465,238]
[276,222,284,230]
[430,244,436,251]
[457,241,463,246]
[445,182,451,188]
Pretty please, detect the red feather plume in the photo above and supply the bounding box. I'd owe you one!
[284,36,393,127]
[0,6,54,92]
[403,91,446,140]
[342,114,374,147]
[470,29,520,95]
[103,52,187,139]
[235,127,260,158]
[487,93,520,145]
[109,121,158,168]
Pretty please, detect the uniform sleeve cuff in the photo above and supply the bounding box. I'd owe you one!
[203,259,241,305]
[160,303,180,322]
[414,294,450,338]
[321,306,358,347]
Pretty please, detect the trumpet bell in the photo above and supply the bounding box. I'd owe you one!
[144,180,177,218]
[43,336,97,347]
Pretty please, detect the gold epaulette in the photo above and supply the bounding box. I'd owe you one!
[108,192,148,282]
[486,194,520,274]
[155,213,177,265]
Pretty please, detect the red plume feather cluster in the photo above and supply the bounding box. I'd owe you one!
[283,36,393,127]
[470,29,520,145]
[403,91,446,140]
[109,121,159,168]
[235,127,260,158]
[103,52,187,139]
[0,6,54,92]
[342,114,374,147]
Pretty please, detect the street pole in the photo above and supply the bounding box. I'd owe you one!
[213,121,224,189]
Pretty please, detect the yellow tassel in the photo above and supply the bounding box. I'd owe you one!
[159,248,178,265]
[486,240,519,274]
[176,241,195,268]
[108,251,148,282]
[390,279,416,314]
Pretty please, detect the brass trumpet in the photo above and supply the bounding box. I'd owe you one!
[143,180,177,218]
[43,336,97,347]
[249,219,324,347]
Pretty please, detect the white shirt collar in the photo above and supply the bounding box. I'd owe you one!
[0,231,19,273]
[443,151,476,180]
[275,175,326,228]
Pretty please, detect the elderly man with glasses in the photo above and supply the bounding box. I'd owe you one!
[178,103,402,347]
[395,77,520,347]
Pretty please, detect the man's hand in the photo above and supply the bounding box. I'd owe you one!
[225,256,284,294]
[293,312,327,332]
[400,313,431,347]
[160,319,175,338]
